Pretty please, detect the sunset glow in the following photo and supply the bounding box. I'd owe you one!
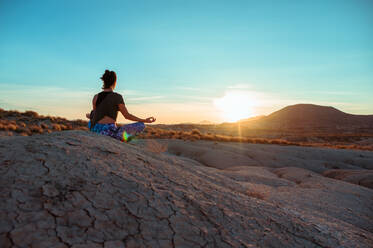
[0,1,372,123]
[214,91,256,122]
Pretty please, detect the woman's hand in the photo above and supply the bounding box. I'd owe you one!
[144,117,156,123]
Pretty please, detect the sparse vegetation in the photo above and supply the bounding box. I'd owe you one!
[0,108,372,151]
[0,109,89,136]
[138,126,373,151]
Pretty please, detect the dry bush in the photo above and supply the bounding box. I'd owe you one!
[58,124,67,130]
[24,110,39,118]
[6,123,17,131]
[29,125,43,134]
[203,134,215,141]
[47,116,55,122]
[52,124,62,131]
[15,126,30,134]
[138,126,373,151]
[17,121,27,128]
[73,119,88,126]
[215,135,230,142]
[40,123,49,129]
[6,110,21,117]
[64,123,73,130]
[191,129,201,136]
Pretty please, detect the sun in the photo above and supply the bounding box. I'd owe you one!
[213,91,256,122]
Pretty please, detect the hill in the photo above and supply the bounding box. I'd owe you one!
[0,131,372,247]
[241,104,373,131]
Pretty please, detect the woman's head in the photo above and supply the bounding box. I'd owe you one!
[101,70,117,89]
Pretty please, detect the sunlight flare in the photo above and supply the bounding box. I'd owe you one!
[213,91,257,122]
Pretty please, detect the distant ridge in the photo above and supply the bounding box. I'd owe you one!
[241,104,373,130]
[198,120,215,125]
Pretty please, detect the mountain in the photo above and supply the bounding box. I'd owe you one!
[198,120,215,125]
[238,115,266,123]
[242,104,373,131]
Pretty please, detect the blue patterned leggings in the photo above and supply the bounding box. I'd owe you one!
[88,121,145,142]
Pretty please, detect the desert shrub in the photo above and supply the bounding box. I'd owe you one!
[73,119,88,126]
[203,134,215,141]
[230,137,242,142]
[269,139,289,145]
[29,125,43,134]
[6,123,17,131]
[64,124,73,130]
[52,124,62,131]
[58,124,68,130]
[17,121,26,128]
[191,129,201,136]
[214,135,230,142]
[55,117,68,123]
[40,123,49,129]
[15,126,30,134]
[172,134,181,139]
[24,110,39,118]
[6,110,21,117]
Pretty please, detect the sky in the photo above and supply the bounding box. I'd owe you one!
[0,0,372,124]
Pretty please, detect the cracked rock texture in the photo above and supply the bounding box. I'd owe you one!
[0,130,372,248]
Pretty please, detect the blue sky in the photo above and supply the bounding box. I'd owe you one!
[0,0,372,123]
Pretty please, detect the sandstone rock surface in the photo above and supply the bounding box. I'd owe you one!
[0,130,372,247]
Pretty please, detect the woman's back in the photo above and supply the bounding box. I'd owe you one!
[91,91,124,127]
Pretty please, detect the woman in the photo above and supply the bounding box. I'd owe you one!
[87,69,156,142]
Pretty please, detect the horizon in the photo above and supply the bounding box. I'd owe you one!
[2,102,373,126]
[1,1,372,124]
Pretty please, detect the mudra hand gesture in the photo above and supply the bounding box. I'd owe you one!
[145,117,156,123]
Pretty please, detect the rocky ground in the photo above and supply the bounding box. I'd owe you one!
[0,130,372,247]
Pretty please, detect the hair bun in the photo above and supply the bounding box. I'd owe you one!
[101,69,117,89]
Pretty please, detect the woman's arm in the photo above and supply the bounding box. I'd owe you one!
[92,94,98,110]
[119,104,156,123]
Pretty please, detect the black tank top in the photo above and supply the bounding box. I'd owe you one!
[90,91,124,129]
[96,92,112,106]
